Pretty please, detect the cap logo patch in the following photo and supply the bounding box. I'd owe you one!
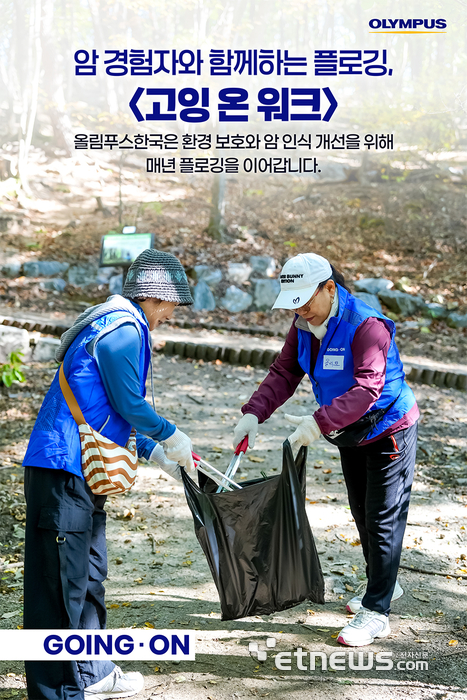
[293,297,300,304]
[280,273,304,284]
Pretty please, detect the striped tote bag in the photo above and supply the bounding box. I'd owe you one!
[59,364,138,495]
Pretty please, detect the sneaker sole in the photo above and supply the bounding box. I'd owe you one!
[84,679,144,700]
[85,690,143,700]
[337,624,391,647]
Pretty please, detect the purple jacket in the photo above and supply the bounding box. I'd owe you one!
[242,316,419,443]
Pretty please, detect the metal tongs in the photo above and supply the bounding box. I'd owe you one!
[191,451,242,491]
[216,436,249,493]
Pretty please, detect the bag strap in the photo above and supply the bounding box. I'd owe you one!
[59,363,86,426]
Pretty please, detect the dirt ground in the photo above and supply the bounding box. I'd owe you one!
[1,352,467,700]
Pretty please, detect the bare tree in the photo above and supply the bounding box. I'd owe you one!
[41,0,74,155]
[206,172,226,240]
[16,0,42,195]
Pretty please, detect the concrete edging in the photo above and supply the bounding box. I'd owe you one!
[1,315,466,391]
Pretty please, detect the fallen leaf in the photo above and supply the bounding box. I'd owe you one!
[317,628,330,632]
[331,633,339,638]
[323,469,332,474]
[448,640,459,646]
[412,592,430,602]
[414,639,430,643]
[175,676,187,683]
[107,604,120,609]
[1,610,21,619]
[345,584,354,592]
[212,446,223,453]
[248,456,265,463]
[122,602,131,607]
[144,622,155,629]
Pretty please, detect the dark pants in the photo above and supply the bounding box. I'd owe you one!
[24,467,115,700]
[338,422,418,616]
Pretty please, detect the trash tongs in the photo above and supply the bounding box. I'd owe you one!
[216,436,249,493]
[191,451,242,491]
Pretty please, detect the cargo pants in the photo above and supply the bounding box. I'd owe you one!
[338,422,418,616]
[23,466,114,699]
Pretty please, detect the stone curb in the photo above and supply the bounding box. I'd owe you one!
[160,338,280,369]
[1,315,466,390]
[159,339,467,391]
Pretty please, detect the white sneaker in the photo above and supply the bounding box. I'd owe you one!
[346,579,404,614]
[337,607,391,647]
[84,666,144,700]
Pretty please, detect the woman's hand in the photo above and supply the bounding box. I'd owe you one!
[233,414,259,449]
[149,444,183,481]
[161,428,195,472]
[285,414,321,450]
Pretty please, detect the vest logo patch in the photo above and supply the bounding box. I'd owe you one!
[323,355,344,370]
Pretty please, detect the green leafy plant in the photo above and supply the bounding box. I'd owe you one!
[1,350,26,388]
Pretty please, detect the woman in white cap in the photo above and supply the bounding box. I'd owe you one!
[22,249,195,700]
[233,253,419,647]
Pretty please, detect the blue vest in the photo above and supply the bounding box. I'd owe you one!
[23,306,151,477]
[296,285,415,441]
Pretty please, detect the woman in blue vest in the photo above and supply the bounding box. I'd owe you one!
[23,250,195,700]
[234,253,419,647]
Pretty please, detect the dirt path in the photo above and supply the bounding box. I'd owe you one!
[1,355,467,699]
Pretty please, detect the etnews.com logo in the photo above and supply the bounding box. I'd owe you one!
[249,638,429,672]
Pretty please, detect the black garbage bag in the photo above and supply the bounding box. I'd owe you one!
[182,440,325,621]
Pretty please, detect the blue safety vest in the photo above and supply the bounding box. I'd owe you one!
[23,305,151,477]
[296,284,415,441]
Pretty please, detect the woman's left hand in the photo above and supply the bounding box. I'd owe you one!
[285,414,321,450]
[149,444,183,481]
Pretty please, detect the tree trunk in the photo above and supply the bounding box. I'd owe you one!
[206,173,226,241]
[41,0,74,155]
[87,0,119,113]
[16,0,42,196]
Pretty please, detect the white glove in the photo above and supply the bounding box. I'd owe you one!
[233,413,259,450]
[160,428,195,472]
[285,414,321,450]
[149,444,182,481]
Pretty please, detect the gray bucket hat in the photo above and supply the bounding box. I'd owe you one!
[122,249,193,306]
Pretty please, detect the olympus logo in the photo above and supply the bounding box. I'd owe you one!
[369,18,447,30]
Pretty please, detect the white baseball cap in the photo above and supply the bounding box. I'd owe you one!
[272,253,333,310]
